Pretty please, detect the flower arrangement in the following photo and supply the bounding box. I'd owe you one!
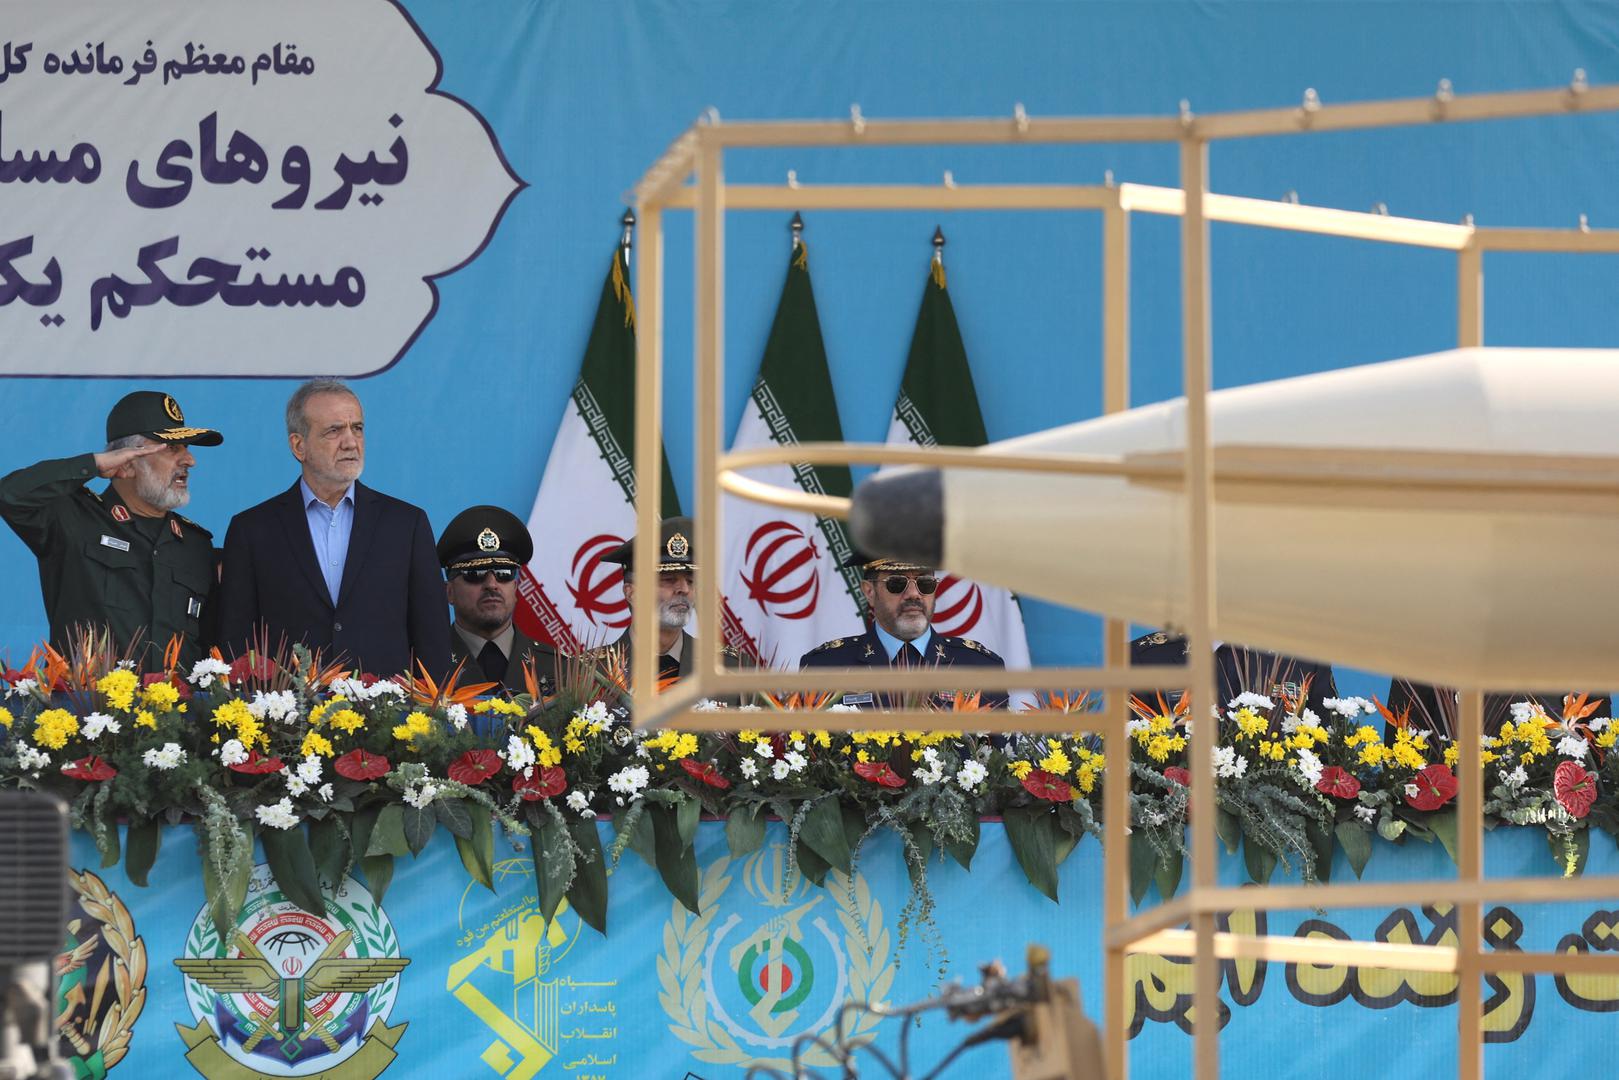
[1,632,1613,943]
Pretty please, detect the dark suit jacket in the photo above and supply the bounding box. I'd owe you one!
[451,625,559,696]
[799,627,1009,709]
[217,480,451,678]
[1384,679,1609,740]
[1130,633,1337,717]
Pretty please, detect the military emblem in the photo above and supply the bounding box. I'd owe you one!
[740,521,821,620]
[56,869,147,1078]
[163,395,184,423]
[660,846,891,1072]
[171,518,184,540]
[110,505,131,523]
[176,865,408,1078]
[477,528,500,552]
[666,531,690,559]
[447,857,598,1076]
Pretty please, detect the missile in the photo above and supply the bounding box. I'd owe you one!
[849,348,1619,690]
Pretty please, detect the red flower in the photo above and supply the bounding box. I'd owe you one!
[229,750,285,775]
[334,749,390,781]
[513,766,567,801]
[853,760,906,789]
[1316,766,1362,800]
[359,672,382,687]
[1404,763,1458,811]
[1163,767,1191,787]
[1021,769,1075,802]
[448,749,503,785]
[680,758,732,790]
[1554,760,1599,820]
[229,653,279,684]
[62,755,116,781]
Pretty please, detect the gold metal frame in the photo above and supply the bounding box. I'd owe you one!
[628,80,1619,1079]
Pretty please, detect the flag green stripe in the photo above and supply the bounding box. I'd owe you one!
[898,267,989,448]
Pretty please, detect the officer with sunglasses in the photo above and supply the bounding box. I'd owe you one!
[800,554,1007,709]
[438,506,558,694]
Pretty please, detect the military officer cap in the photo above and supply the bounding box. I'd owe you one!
[604,516,697,573]
[106,391,223,446]
[841,548,933,576]
[437,506,533,573]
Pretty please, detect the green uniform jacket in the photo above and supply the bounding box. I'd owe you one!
[0,454,215,668]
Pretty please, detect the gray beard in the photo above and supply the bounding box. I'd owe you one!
[133,467,188,511]
[658,602,691,630]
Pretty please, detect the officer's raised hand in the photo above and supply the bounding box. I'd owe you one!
[93,441,168,479]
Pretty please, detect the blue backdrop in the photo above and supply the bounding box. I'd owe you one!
[5,1,1618,696]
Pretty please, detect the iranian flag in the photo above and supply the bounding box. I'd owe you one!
[721,223,866,668]
[515,226,683,654]
[885,235,1033,700]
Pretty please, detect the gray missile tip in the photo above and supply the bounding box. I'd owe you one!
[850,469,945,567]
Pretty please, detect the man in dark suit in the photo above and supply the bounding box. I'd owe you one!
[800,553,1007,709]
[217,379,450,677]
[1130,631,1338,717]
[439,505,558,696]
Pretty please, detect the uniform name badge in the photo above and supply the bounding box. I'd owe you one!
[99,534,131,552]
[840,692,874,708]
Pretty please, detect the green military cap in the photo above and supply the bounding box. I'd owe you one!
[841,548,933,575]
[604,516,696,573]
[437,506,533,573]
[106,391,223,446]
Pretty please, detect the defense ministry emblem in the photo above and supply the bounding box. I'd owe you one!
[478,528,501,552]
[175,865,408,1078]
[446,857,592,1078]
[56,869,147,1078]
[661,845,891,1071]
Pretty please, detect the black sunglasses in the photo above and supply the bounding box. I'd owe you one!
[879,574,938,595]
[457,568,517,584]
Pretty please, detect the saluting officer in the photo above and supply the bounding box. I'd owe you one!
[800,553,1008,709]
[438,505,559,695]
[0,391,222,669]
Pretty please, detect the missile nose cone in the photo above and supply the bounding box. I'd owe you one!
[850,469,945,566]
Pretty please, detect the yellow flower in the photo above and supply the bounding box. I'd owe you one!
[1345,726,1380,748]
[1357,743,1388,768]
[0,706,12,728]
[96,669,139,712]
[1232,707,1269,740]
[1009,760,1034,780]
[328,709,366,735]
[301,732,334,758]
[738,729,760,745]
[390,710,432,743]
[1074,766,1099,796]
[1038,746,1073,776]
[309,699,345,727]
[1258,739,1286,762]
[33,708,78,749]
[134,710,157,730]
[475,698,526,718]
[211,700,264,749]
[855,749,870,764]
[140,681,180,713]
[526,725,562,767]
[812,731,832,748]
[1597,730,1617,750]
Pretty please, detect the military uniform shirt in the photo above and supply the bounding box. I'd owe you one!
[0,453,214,668]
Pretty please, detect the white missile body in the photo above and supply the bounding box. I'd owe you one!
[850,348,1619,690]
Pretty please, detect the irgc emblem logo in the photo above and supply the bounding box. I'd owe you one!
[56,869,148,1078]
[175,865,408,1079]
[661,846,891,1071]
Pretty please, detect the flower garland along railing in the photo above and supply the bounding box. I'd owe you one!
[0,633,1613,943]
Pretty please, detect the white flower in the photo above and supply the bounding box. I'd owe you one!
[503,735,536,773]
[784,750,807,772]
[16,744,50,772]
[218,739,249,767]
[1323,696,1375,720]
[791,739,806,752]
[254,798,300,830]
[736,704,763,712]
[582,701,611,728]
[754,739,774,759]
[8,677,38,697]
[915,752,946,785]
[1144,809,1168,827]
[116,659,136,670]
[1295,747,1323,786]
[295,755,323,785]
[771,760,791,780]
[1404,783,1421,800]
[1125,717,1148,736]
[247,690,300,724]
[82,712,120,741]
[739,758,758,780]
[317,783,333,802]
[1212,745,1247,779]
[1228,691,1274,712]
[1353,805,1376,824]
[828,703,860,713]
[566,790,595,818]
[1588,716,1612,732]
[693,699,724,712]
[285,772,309,797]
[956,759,988,790]
[187,657,232,688]
[1504,765,1529,789]
[1557,734,1590,759]
[607,765,650,797]
[446,703,468,731]
[141,743,186,770]
[404,781,439,809]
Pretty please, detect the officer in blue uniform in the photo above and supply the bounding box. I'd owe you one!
[1130,631,1338,717]
[800,553,1007,709]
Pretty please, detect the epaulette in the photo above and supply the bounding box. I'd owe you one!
[720,644,740,658]
[808,637,846,653]
[174,513,213,538]
[1134,631,1170,646]
[954,637,995,656]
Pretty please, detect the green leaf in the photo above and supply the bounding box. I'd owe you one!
[905,823,934,887]
[1377,814,1407,843]
[1335,821,1373,879]
[124,820,160,888]
[798,798,853,874]
[1053,829,1079,868]
[350,804,381,867]
[534,811,571,925]
[309,815,347,886]
[1004,806,1059,903]
[1243,835,1277,885]
[1306,817,1334,884]
[455,806,495,892]
[1215,808,1242,855]
[95,815,120,869]
[841,803,868,857]
[435,798,474,840]
[199,827,251,941]
[1550,828,1591,877]
[367,804,410,857]
[725,805,766,857]
[565,819,608,934]
[1154,850,1185,900]
[261,826,326,915]
[1128,831,1157,906]
[676,794,700,846]
[618,807,657,869]
[944,815,980,870]
[401,804,436,856]
[795,838,830,886]
[360,853,395,905]
[649,804,700,914]
[1429,810,1459,864]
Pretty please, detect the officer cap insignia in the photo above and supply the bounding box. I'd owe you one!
[477,527,500,552]
[110,504,130,523]
[162,394,184,423]
[666,532,690,560]
[1147,632,1169,645]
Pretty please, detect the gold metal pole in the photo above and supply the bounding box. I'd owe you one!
[693,130,725,693]
[1456,689,1485,1080]
[631,200,666,726]
[1458,240,1484,348]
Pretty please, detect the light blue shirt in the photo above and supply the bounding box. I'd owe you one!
[300,478,355,605]
[873,623,935,664]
